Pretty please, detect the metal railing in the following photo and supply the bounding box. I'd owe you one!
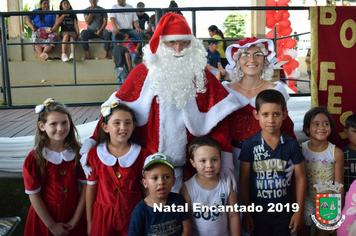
[0,5,311,108]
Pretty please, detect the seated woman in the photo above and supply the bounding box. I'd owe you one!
[25,0,59,61]
[56,0,80,62]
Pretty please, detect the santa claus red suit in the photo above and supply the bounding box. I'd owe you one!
[81,13,241,192]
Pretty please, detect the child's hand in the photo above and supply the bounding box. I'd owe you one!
[49,222,71,236]
[242,212,254,235]
[87,221,92,235]
[289,211,303,233]
[66,217,78,230]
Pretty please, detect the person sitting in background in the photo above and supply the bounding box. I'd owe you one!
[56,0,80,62]
[25,0,59,61]
[110,0,143,54]
[206,38,226,81]
[122,31,139,68]
[305,48,311,89]
[145,14,156,40]
[80,0,112,60]
[112,32,132,90]
[208,25,227,68]
[136,2,149,33]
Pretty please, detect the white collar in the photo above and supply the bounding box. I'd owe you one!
[222,81,290,107]
[41,148,75,164]
[97,142,141,167]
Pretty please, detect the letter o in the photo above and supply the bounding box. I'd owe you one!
[255,205,263,212]
[340,19,356,48]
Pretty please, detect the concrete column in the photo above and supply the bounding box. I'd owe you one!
[251,0,266,38]
[7,0,22,38]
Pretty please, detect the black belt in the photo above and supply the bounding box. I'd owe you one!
[231,139,244,148]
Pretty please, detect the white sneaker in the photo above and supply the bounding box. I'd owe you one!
[62,54,69,62]
[69,53,74,60]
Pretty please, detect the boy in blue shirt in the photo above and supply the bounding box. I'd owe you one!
[128,153,191,236]
[206,38,226,81]
[239,89,306,236]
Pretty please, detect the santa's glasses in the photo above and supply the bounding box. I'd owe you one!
[164,40,191,48]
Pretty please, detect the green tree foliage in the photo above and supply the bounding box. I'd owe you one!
[23,3,34,39]
[223,14,247,38]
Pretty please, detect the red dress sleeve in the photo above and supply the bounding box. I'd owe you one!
[23,150,41,193]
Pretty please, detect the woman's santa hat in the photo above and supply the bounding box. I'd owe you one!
[225,37,277,75]
[149,13,195,54]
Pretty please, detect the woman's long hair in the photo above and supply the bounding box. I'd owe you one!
[38,0,50,22]
[208,25,226,51]
[35,101,81,181]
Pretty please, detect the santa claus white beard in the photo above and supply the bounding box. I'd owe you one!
[143,39,207,109]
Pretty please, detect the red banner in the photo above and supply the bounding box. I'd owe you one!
[311,6,356,147]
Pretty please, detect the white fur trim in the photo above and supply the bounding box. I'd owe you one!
[119,78,154,127]
[97,142,141,167]
[80,138,96,155]
[221,81,290,108]
[183,93,242,137]
[160,35,194,41]
[171,167,183,193]
[221,151,234,170]
[159,103,187,167]
[221,82,250,107]
[274,81,290,102]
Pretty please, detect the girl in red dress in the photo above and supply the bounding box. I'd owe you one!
[86,98,151,236]
[23,98,87,236]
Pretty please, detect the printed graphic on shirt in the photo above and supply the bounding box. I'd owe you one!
[193,192,227,221]
[149,219,181,236]
[252,144,290,199]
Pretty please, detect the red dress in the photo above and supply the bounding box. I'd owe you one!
[22,148,87,236]
[87,142,150,236]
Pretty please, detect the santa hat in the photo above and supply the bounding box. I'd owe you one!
[225,37,277,75]
[149,13,194,54]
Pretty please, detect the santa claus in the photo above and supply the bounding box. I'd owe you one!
[81,13,241,192]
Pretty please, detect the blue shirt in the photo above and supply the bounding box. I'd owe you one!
[27,9,56,29]
[239,131,304,208]
[206,49,221,68]
[128,192,189,236]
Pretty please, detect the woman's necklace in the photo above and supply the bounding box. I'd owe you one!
[237,80,265,91]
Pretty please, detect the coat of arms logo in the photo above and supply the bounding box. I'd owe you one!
[311,181,345,230]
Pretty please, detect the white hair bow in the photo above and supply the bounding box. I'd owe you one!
[101,98,121,117]
[35,98,55,113]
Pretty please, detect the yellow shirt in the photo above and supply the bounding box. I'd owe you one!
[305,56,311,71]
[213,34,226,59]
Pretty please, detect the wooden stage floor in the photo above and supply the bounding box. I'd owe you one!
[0,106,101,138]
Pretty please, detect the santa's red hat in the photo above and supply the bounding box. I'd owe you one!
[225,37,277,75]
[149,13,194,54]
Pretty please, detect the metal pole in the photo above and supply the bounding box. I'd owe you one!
[192,11,196,36]
[1,14,12,107]
[0,14,7,104]
[73,42,77,84]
